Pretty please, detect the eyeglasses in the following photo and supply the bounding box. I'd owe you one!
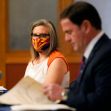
[31,33,50,38]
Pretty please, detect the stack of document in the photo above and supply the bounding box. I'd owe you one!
[0,76,76,111]
[0,86,7,95]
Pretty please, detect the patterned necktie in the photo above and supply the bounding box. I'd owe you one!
[80,56,86,73]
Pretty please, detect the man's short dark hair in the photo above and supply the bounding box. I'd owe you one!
[60,1,102,30]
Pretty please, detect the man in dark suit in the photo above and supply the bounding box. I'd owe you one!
[43,1,111,111]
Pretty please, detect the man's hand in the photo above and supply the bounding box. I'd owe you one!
[43,84,64,102]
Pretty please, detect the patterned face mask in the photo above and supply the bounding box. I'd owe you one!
[32,37,50,52]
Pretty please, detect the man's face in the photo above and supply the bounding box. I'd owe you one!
[60,18,86,53]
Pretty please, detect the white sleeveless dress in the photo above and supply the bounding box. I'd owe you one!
[24,58,70,88]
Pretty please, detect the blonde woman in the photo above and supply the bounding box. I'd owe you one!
[25,19,70,88]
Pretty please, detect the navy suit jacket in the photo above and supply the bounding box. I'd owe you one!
[64,34,111,111]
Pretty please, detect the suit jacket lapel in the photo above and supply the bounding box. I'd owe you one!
[86,34,108,66]
[78,34,108,84]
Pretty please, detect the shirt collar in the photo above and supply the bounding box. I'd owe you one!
[84,31,104,59]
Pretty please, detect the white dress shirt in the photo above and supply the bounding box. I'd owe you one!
[84,31,104,59]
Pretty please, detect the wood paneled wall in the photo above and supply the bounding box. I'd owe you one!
[6,64,27,89]
[0,0,7,86]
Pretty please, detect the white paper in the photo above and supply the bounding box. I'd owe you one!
[11,104,76,111]
[0,86,7,91]
[0,76,52,105]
